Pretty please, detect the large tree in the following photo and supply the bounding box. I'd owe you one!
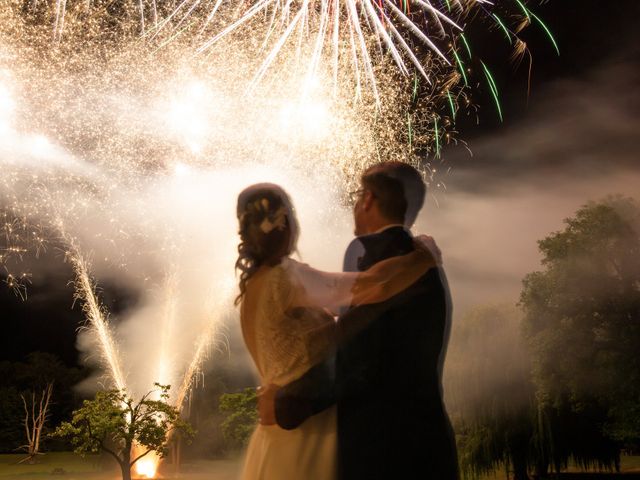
[520,196,640,469]
[53,384,192,480]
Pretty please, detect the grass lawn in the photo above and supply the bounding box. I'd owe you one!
[622,456,640,472]
[0,453,242,480]
[1,453,638,479]
[463,455,640,480]
[0,452,112,478]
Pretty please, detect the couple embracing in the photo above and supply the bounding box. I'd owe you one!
[234,161,458,480]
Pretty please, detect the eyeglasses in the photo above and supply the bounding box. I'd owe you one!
[347,188,366,205]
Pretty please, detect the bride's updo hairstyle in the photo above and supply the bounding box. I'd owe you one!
[235,183,299,305]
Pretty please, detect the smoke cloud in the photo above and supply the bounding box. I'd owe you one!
[418,57,640,314]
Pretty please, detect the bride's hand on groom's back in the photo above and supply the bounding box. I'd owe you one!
[413,235,442,266]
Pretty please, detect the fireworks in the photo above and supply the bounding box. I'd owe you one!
[0,0,554,381]
[194,0,467,97]
[0,0,555,475]
[70,247,128,392]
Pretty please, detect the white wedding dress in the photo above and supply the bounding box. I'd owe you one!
[240,257,337,480]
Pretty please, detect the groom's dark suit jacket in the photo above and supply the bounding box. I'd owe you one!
[274,226,459,479]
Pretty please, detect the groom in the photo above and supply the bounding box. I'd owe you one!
[259,161,458,479]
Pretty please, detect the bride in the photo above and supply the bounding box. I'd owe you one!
[235,183,439,480]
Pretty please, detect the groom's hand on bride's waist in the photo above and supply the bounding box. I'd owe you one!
[257,384,278,426]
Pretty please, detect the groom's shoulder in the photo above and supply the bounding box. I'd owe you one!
[343,238,365,272]
[345,236,365,252]
[376,226,414,256]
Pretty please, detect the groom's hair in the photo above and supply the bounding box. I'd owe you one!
[361,162,426,226]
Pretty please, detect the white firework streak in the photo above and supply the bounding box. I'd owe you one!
[174,287,229,411]
[68,245,128,393]
[192,0,474,99]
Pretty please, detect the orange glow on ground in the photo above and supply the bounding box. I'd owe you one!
[135,452,160,478]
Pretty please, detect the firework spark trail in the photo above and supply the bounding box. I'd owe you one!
[174,290,227,411]
[175,335,209,411]
[67,242,127,393]
[155,272,179,394]
[53,0,67,42]
[193,0,470,97]
[146,297,223,477]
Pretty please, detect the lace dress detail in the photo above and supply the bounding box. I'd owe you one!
[240,257,338,480]
[247,257,335,386]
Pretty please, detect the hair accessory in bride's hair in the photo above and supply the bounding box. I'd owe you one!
[239,198,268,221]
[259,205,287,234]
[249,198,269,212]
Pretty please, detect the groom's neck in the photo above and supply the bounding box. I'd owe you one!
[360,217,400,235]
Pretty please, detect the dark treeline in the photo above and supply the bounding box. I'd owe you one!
[0,352,85,453]
[445,196,640,479]
[0,330,257,459]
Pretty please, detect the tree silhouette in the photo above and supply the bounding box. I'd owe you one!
[54,384,192,480]
[521,196,640,471]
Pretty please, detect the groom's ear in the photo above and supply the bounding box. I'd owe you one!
[362,190,376,211]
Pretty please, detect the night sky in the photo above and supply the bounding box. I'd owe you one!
[1,0,639,368]
[428,0,640,312]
